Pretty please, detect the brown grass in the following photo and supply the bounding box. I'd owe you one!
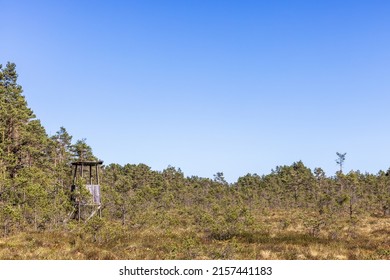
[0,210,389,260]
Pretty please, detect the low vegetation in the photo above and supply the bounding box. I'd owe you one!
[0,210,389,260]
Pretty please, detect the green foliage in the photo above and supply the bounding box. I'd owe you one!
[0,63,98,233]
[71,139,96,161]
[336,152,347,173]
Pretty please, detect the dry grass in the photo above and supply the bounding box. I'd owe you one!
[0,210,389,260]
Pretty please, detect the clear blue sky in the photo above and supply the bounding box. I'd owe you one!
[2,0,390,182]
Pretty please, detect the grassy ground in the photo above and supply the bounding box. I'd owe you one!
[0,211,389,260]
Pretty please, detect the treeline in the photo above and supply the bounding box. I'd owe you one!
[1,62,390,239]
[101,161,390,240]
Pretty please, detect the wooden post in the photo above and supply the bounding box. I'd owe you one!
[72,165,77,185]
[96,165,99,185]
[78,200,81,222]
[89,165,92,184]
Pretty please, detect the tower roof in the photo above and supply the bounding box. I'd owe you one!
[71,160,103,166]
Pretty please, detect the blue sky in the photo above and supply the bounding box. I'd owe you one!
[2,1,390,182]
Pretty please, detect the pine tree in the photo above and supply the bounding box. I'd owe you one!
[0,62,35,178]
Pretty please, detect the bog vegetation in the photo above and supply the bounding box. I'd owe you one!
[0,62,389,259]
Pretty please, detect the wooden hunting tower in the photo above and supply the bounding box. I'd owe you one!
[70,160,103,221]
